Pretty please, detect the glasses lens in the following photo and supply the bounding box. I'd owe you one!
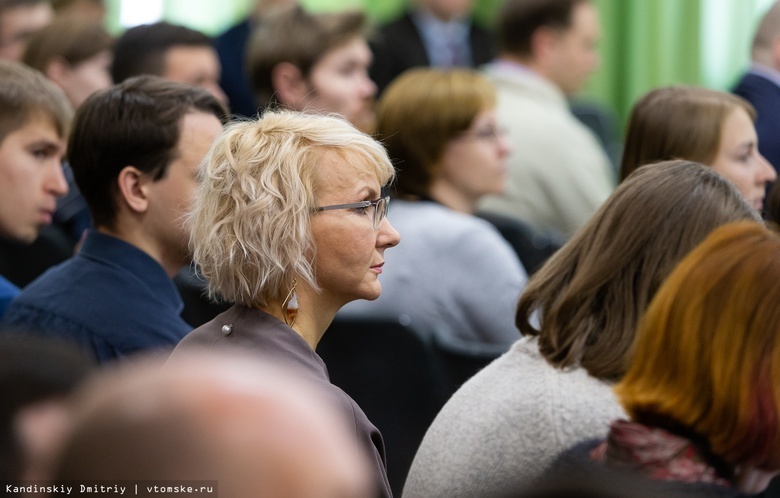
[374,197,388,229]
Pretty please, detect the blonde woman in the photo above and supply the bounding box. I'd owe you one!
[171,110,399,498]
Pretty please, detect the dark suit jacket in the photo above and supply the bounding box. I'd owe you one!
[369,12,495,95]
[214,18,257,118]
[733,71,780,172]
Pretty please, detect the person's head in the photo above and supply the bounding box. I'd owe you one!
[496,0,600,95]
[248,5,376,132]
[251,0,298,18]
[620,86,776,211]
[190,110,399,314]
[517,160,760,382]
[0,332,94,481]
[50,0,105,23]
[616,221,780,476]
[0,60,70,244]
[414,0,475,22]
[376,68,510,213]
[0,0,52,61]
[111,22,227,106]
[22,17,113,109]
[751,0,780,68]
[53,351,373,497]
[68,76,227,273]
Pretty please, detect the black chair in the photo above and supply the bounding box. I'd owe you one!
[570,99,623,177]
[316,314,448,497]
[476,211,563,275]
[431,326,511,397]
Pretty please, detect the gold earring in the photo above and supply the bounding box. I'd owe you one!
[282,279,298,327]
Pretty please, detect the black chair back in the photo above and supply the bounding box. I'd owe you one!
[316,314,447,497]
[431,327,510,396]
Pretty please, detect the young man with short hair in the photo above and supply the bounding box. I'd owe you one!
[3,76,227,361]
[111,21,228,107]
[0,60,70,318]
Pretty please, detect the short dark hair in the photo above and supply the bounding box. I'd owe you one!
[111,22,212,83]
[497,0,588,57]
[68,75,228,229]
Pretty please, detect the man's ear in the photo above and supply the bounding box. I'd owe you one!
[271,62,309,108]
[530,26,561,65]
[44,57,71,88]
[116,166,150,215]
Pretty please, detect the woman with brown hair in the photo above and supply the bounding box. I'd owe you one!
[403,160,759,498]
[341,67,526,345]
[620,86,775,212]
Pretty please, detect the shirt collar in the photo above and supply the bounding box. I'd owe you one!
[78,230,184,313]
[748,62,780,88]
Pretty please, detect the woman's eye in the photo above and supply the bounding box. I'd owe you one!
[353,206,370,215]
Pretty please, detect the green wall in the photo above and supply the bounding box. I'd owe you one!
[105,0,776,125]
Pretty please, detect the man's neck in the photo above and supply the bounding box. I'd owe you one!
[95,225,183,278]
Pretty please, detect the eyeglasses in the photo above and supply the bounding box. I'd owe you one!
[313,196,390,230]
[456,125,508,142]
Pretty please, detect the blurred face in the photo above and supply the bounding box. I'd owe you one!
[56,0,107,23]
[59,50,113,109]
[145,111,223,271]
[0,3,52,61]
[304,37,376,133]
[310,151,400,308]
[437,108,510,211]
[710,107,776,212]
[163,45,228,107]
[0,119,67,243]
[547,1,600,95]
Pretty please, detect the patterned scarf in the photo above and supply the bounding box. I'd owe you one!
[590,419,732,487]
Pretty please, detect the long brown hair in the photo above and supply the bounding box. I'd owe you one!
[620,86,755,182]
[516,160,759,381]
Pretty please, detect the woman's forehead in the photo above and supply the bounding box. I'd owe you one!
[314,152,382,196]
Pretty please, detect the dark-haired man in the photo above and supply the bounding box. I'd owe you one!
[3,76,227,362]
[479,0,614,238]
[111,21,228,107]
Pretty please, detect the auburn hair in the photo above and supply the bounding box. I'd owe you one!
[616,221,780,468]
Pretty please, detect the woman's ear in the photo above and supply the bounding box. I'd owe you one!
[116,165,150,214]
[271,62,309,109]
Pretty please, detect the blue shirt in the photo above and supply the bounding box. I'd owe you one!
[411,9,472,68]
[0,274,19,319]
[2,230,191,362]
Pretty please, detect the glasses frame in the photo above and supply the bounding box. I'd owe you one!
[313,196,390,230]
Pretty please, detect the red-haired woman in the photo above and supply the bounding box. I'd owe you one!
[584,221,780,495]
